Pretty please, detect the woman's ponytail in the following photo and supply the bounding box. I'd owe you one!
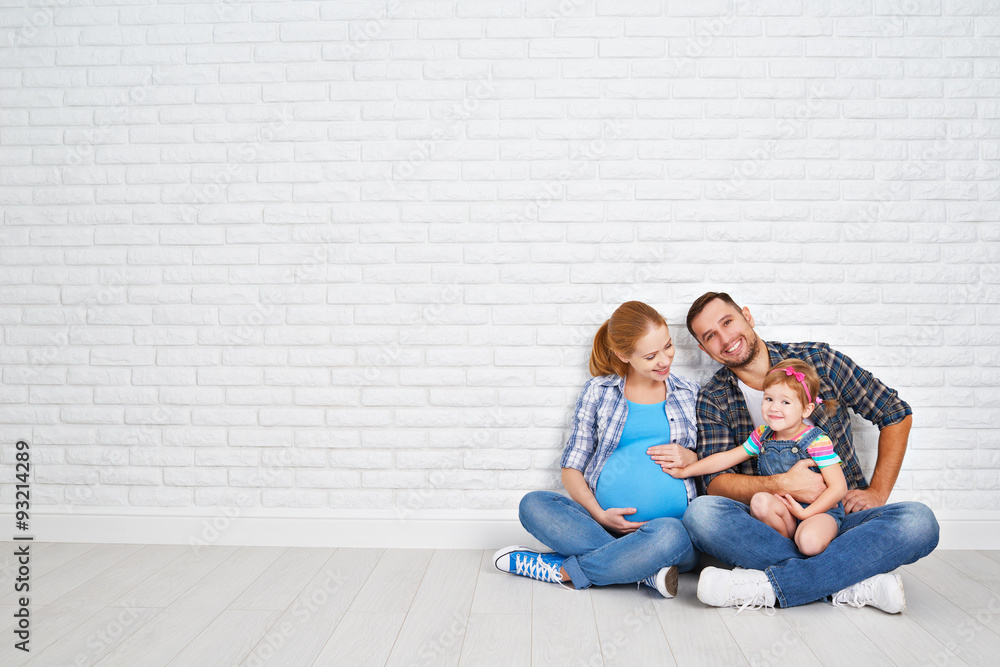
[589,320,628,377]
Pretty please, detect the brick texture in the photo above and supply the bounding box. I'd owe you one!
[1,1,998,518]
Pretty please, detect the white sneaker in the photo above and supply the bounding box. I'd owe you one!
[831,573,905,614]
[697,566,776,614]
[639,565,678,598]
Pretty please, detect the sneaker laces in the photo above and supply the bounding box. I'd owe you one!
[729,578,776,616]
[831,580,871,608]
[515,553,567,587]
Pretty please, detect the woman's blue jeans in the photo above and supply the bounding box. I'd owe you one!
[518,490,698,590]
[683,495,940,607]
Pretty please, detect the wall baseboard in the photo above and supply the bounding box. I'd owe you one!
[7,507,999,551]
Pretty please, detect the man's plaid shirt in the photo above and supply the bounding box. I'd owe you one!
[695,341,913,494]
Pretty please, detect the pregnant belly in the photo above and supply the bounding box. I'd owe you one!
[594,445,689,522]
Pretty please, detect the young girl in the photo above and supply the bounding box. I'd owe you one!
[670,359,847,557]
[492,301,701,597]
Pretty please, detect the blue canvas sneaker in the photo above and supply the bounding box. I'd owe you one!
[492,546,570,588]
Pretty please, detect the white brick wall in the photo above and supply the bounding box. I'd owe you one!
[1,0,999,534]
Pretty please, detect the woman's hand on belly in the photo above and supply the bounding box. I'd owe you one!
[597,507,647,534]
[646,444,697,471]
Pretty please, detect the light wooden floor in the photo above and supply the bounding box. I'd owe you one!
[1,544,999,666]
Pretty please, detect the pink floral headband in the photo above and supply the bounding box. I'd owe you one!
[770,366,822,405]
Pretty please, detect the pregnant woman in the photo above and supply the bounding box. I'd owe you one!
[493,301,700,597]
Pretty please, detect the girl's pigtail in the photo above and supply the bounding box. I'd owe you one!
[817,397,839,417]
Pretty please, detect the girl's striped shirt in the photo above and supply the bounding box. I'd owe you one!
[741,425,843,469]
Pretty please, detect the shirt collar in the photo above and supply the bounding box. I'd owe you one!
[595,372,680,393]
[594,373,625,387]
[720,341,832,428]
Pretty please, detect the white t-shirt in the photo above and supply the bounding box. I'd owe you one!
[737,377,814,431]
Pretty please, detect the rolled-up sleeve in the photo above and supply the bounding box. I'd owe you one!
[560,380,599,472]
[823,344,912,430]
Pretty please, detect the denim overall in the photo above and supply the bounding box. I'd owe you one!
[755,425,846,526]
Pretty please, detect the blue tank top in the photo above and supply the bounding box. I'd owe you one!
[593,399,689,522]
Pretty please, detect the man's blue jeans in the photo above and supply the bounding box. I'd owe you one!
[518,490,698,590]
[683,495,940,607]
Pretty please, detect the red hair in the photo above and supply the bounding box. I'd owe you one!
[589,301,667,377]
[764,359,839,416]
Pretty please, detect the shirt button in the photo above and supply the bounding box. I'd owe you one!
[791,447,798,453]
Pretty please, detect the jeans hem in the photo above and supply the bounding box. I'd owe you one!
[764,568,786,608]
[561,556,591,590]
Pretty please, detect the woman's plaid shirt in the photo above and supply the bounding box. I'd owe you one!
[560,372,701,502]
[695,340,913,495]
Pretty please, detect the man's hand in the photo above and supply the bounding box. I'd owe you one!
[779,459,827,504]
[598,507,646,534]
[647,444,697,471]
[843,487,888,514]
